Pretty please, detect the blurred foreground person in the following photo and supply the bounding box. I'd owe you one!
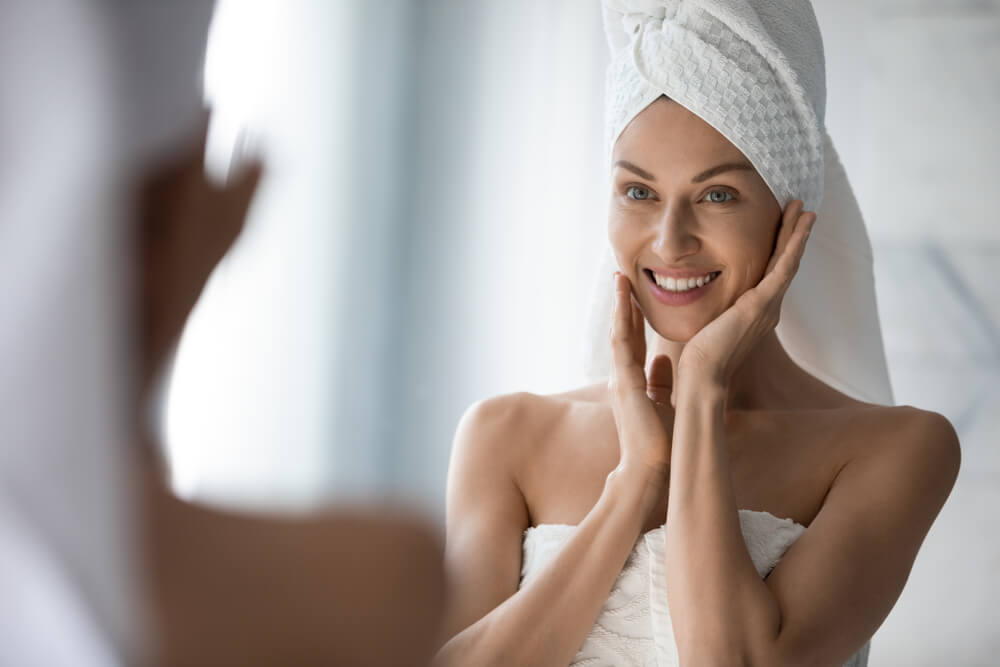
[136,118,444,667]
[0,1,443,665]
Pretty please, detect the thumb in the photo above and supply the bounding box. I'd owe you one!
[646,354,673,405]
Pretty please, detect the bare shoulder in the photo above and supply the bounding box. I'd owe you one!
[841,403,960,461]
[453,381,610,470]
[832,403,961,506]
[784,366,960,484]
[884,404,960,477]
[759,404,961,667]
[440,382,611,641]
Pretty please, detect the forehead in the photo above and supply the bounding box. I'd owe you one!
[612,98,747,168]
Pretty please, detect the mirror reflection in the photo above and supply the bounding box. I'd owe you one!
[2,1,994,665]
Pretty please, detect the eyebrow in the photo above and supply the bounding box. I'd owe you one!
[614,159,755,183]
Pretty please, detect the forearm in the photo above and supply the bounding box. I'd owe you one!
[664,381,781,665]
[434,466,662,667]
[142,459,445,667]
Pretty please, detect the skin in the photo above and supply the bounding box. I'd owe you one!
[134,118,445,667]
[434,98,961,667]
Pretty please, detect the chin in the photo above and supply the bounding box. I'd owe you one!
[647,316,704,344]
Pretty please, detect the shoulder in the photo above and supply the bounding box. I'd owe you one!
[844,404,959,465]
[835,404,961,509]
[756,404,960,667]
[441,388,610,645]
[881,405,960,480]
[782,402,961,519]
[452,381,610,466]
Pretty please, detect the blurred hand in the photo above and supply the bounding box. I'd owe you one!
[136,116,262,398]
[133,121,446,667]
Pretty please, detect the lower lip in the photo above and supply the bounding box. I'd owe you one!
[646,270,719,306]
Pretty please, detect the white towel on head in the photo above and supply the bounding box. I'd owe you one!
[586,0,894,406]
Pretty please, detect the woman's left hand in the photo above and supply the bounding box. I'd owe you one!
[677,199,816,389]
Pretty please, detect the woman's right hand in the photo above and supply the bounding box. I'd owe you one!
[607,272,673,506]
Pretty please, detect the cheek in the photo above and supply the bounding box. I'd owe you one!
[607,211,643,267]
[726,219,778,286]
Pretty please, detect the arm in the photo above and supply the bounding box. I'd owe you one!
[666,390,960,667]
[433,395,665,667]
[752,408,959,667]
[142,451,445,667]
[657,200,803,665]
[664,380,781,665]
[617,201,959,665]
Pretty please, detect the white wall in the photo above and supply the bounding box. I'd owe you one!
[815,1,1000,663]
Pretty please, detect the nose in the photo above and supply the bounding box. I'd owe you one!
[651,199,700,260]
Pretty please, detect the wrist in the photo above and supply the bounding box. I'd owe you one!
[676,374,727,407]
[605,460,669,518]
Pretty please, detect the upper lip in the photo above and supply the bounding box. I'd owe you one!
[645,266,720,279]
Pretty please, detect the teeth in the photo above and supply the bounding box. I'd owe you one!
[652,270,718,292]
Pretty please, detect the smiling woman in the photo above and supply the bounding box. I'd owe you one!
[433,1,960,666]
[609,96,783,343]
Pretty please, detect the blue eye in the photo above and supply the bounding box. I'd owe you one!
[705,190,734,204]
[625,185,653,201]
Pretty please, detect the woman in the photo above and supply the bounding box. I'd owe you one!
[434,1,960,666]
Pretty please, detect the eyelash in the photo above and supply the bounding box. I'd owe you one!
[623,185,736,204]
[625,185,654,201]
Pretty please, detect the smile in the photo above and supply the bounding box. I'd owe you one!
[645,269,721,305]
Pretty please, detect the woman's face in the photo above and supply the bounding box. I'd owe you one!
[609,97,782,342]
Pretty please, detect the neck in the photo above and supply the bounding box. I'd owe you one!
[647,329,809,412]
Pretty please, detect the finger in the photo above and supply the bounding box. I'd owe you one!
[629,291,643,335]
[610,273,645,389]
[771,210,815,287]
[759,209,815,303]
[646,354,673,405]
[226,159,263,219]
[216,160,262,246]
[765,199,805,276]
[765,199,803,276]
[611,272,630,353]
[628,291,647,366]
[227,127,267,187]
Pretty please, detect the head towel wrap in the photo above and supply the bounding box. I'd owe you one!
[587,0,894,405]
